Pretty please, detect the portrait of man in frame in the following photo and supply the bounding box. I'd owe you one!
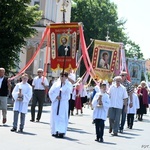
[57,34,71,57]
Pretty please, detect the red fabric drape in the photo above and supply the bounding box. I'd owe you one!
[10,27,49,80]
[79,25,97,83]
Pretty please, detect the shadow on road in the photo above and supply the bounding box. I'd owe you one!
[16,131,37,136]
[67,127,91,135]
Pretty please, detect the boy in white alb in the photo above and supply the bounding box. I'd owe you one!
[127,92,140,129]
[92,83,110,142]
[11,73,32,132]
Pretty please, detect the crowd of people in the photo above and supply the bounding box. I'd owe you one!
[0,67,149,142]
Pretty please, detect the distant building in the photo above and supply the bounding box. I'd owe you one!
[18,0,71,77]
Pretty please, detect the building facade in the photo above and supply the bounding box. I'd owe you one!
[19,0,71,77]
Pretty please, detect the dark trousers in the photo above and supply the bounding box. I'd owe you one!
[127,114,134,128]
[120,105,127,130]
[95,119,105,140]
[31,90,45,121]
[68,97,75,117]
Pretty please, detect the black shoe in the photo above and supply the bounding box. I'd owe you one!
[100,138,104,143]
[52,132,59,137]
[92,120,95,124]
[111,133,118,136]
[3,118,7,124]
[95,138,99,142]
[36,118,40,122]
[18,129,23,133]
[129,126,132,129]
[120,130,123,133]
[109,128,112,133]
[71,111,74,116]
[58,133,64,138]
[30,119,34,122]
[11,128,17,132]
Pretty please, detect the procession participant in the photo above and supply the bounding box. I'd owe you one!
[11,73,32,132]
[67,69,75,117]
[92,80,101,100]
[30,68,49,122]
[91,81,101,124]
[108,76,128,136]
[137,81,149,121]
[86,87,93,109]
[92,82,110,142]
[49,72,72,138]
[80,84,88,110]
[70,85,76,116]
[0,68,11,124]
[119,71,134,133]
[49,77,55,89]
[75,83,82,115]
[127,92,139,129]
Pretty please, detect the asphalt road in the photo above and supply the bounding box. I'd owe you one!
[0,104,150,150]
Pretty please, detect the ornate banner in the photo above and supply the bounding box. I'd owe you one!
[145,59,150,72]
[49,23,79,71]
[127,58,145,85]
[92,40,120,80]
[114,43,123,76]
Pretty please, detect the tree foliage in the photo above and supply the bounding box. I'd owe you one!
[72,0,126,44]
[71,0,144,75]
[0,0,42,73]
[124,39,143,59]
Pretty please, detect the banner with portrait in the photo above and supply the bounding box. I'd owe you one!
[145,59,150,72]
[92,40,120,80]
[49,23,79,72]
[127,58,145,85]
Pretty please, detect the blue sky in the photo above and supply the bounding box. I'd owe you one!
[110,0,150,59]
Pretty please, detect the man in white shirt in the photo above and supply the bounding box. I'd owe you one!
[108,76,128,136]
[30,68,49,122]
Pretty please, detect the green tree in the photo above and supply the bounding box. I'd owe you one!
[124,39,144,59]
[71,0,127,75]
[72,0,126,45]
[0,0,42,73]
[71,0,144,75]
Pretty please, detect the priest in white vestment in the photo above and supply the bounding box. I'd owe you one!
[49,72,72,138]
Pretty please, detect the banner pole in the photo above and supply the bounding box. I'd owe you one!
[56,1,67,115]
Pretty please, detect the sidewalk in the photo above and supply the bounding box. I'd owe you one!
[0,105,150,150]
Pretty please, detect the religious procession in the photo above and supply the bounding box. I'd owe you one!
[0,0,150,149]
